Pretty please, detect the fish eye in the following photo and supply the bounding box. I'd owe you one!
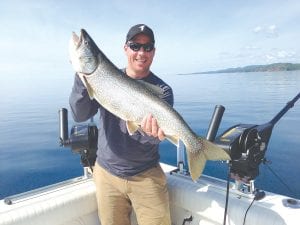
[84,57,92,63]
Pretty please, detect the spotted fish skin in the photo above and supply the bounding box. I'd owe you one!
[69,29,230,181]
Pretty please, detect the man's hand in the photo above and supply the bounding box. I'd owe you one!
[141,114,165,141]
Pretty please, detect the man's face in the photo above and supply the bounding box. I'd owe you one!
[124,33,155,79]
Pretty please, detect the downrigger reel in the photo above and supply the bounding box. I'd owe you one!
[206,92,300,193]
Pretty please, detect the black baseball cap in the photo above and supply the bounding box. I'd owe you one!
[126,24,155,43]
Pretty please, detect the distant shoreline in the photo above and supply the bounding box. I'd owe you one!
[178,63,300,75]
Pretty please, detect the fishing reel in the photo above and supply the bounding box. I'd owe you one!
[206,106,271,184]
[208,93,299,190]
[58,108,98,169]
[214,123,273,183]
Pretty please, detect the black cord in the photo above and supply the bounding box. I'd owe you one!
[242,190,265,225]
[242,198,255,225]
[223,161,231,225]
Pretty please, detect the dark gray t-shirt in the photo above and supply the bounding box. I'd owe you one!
[69,71,173,177]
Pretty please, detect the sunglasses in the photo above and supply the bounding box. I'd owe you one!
[127,42,155,52]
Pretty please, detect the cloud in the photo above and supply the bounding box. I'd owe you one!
[268,25,276,33]
[253,24,278,38]
[266,25,278,37]
[253,26,263,33]
[264,49,296,62]
[244,45,259,50]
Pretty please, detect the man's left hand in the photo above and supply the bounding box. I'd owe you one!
[141,114,165,141]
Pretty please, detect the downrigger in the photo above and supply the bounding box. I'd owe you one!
[209,92,300,193]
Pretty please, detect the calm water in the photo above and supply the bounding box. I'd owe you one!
[0,71,299,199]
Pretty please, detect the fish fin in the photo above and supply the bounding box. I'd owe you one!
[83,77,95,100]
[136,80,165,98]
[165,135,180,146]
[186,149,207,181]
[126,121,140,135]
[185,136,231,181]
[78,73,94,99]
[202,138,231,161]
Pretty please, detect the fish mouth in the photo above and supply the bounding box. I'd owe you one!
[71,29,88,49]
[71,32,80,48]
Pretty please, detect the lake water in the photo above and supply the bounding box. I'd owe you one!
[0,71,299,199]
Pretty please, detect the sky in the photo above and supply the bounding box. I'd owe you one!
[1,0,300,76]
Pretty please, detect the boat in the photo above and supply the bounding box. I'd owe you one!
[1,93,300,225]
[1,162,299,225]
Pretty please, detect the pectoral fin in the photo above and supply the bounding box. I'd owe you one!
[78,73,95,99]
[165,135,180,147]
[126,121,140,135]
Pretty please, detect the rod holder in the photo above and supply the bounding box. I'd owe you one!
[59,108,69,146]
[206,105,225,141]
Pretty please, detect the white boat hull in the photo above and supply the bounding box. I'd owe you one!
[0,163,299,225]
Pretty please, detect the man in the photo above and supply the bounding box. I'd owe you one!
[69,24,173,225]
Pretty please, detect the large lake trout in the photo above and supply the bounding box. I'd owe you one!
[69,29,230,180]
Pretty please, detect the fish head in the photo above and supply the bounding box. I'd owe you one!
[69,29,99,75]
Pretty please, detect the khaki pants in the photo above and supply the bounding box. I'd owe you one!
[93,163,171,225]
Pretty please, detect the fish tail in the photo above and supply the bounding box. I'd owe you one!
[185,136,230,181]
